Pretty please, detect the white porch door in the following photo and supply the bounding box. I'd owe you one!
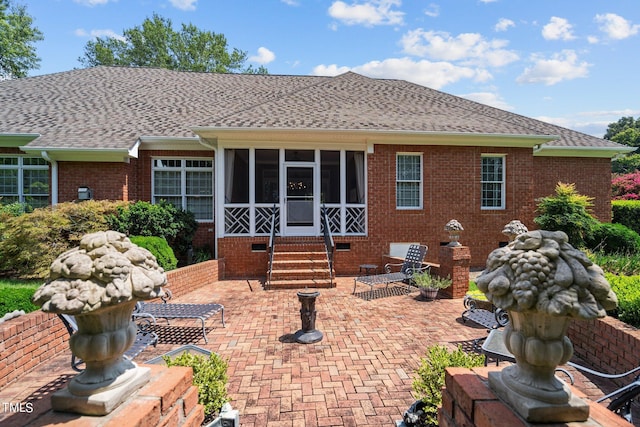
[284,164,317,235]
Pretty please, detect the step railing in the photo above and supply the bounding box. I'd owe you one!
[321,204,335,287]
[267,203,277,289]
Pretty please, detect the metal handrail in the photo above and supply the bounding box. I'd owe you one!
[267,203,277,288]
[321,204,335,285]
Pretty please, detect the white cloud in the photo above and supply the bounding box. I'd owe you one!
[74,28,126,42]
[313,57,492,89]
[249,47,276,65]
[594,13,640,40]
[542,17,575,41]
[281,0,299,5]
[169,0,197,11]
[516,50,590,86]
[328,0,404,27]
[424,4,439,18]
[400,29,518,67]
[460,92,514,111]
[494,18,515,32]
[73,0,113,6]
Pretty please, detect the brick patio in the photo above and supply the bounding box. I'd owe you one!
[0,277,622,426]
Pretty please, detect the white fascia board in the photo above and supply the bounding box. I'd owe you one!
[192,127,557,149]
[137,136,211,151]
[18,147,134,162]
[0,133,40,147]
[533,145,636,158]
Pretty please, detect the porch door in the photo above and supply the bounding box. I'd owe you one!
[284,164,316,235]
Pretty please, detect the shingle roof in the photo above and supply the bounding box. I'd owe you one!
[0,66,626,152]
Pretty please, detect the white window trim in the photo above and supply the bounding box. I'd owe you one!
[0,155,49,206]
[480,154,505,210]
[396,152,423,210]
[152,157,214,222]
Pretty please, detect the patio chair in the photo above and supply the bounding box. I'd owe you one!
[133,290,225,344]
[353,244,429,297]
[58,313,158,372]
[461,294,509,331]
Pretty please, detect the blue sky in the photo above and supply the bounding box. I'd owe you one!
[25,0,640,138]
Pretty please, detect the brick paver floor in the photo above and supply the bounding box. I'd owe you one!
[0,277,629,426]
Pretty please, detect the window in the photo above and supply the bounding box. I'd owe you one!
[0,156,49,208]
[153,158,213,220]
[481,155,505,209]
[396,153,422,209]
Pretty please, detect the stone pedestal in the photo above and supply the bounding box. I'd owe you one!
[294,290,323,344]
[438,245,470,299]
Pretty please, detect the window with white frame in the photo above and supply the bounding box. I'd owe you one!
[0,156,49,208]
[396,153,422,209]
[153,158,213,220]
[481,155,505,209]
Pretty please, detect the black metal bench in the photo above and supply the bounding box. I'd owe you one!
[461,294,509,330]
[133,290,225,344]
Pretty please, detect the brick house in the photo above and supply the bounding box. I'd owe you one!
[0,66,632,279]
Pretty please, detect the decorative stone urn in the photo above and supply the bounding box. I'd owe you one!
[501,219,528,242]
[32,231,166,415]
[476,230,618,423]
[444,219,464,247]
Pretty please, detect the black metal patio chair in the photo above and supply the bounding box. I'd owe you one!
[353,244,429,297]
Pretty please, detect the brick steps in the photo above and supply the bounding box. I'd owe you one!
[267,238,335,289]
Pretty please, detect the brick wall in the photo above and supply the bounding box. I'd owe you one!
[439,366,629,427]
[0,260,222,390]
[57,161,134,202]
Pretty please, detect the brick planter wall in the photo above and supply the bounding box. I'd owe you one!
[439,367,631,427]
[0,259,222,390]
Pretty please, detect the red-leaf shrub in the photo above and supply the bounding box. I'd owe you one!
[612,171,640,200]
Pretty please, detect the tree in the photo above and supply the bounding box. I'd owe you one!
[604,116,640,149]
[0,0,43,79]
[79,13,267,74]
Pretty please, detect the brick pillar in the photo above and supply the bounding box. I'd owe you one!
[438,245,470,299]
[440,367,632,427]
[4,365,205,426]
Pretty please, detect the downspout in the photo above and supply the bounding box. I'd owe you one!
[41,151,58,206]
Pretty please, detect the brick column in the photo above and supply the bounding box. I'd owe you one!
[439,367,632,427]
[4,365,205,426]
[438,245,470,299]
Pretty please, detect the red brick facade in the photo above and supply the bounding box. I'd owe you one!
[4,144,613,277]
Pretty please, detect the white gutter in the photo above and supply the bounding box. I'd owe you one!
[533,145,636,158]
[41,151,58,206]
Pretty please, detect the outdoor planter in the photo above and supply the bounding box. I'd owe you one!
[413,272,451,301]
[32,231,166,415]
[476,230,618,423]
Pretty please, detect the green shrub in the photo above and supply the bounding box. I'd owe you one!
[107,201,197,260]
[412,345,485,426]
[0,281,41,317]
[612,200,640,235]
[0,200,128,279]
[534,182,599,248]
[585,223,640,254]
[0,202,29,216]
[606,274,640,327]
[130,236,178,271]
[163,352,229,421]
[612,153,640,174]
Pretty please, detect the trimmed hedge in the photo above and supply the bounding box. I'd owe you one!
[0,283,40,317]
[585,222,640,255]
[612,200,640,235]
[130,235,178,271]
[606,274,640,328]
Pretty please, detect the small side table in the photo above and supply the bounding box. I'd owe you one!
[359,264,378,275]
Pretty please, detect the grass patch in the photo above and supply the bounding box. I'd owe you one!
[0,279,41,317]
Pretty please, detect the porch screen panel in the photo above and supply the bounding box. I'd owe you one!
[346,151,364,204]
[224,149,249,203]
[320,151,340,204]
[255,149,279,203]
